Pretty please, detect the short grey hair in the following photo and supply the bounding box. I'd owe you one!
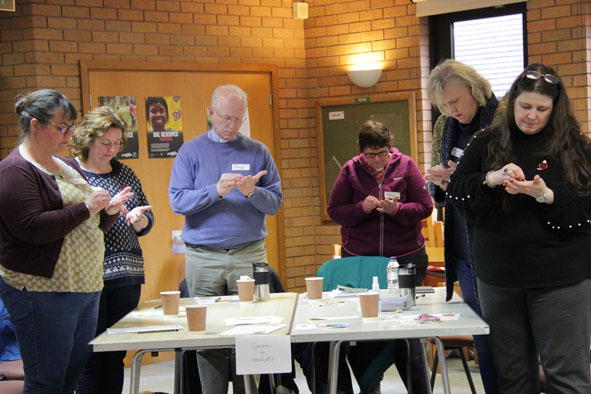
[427,59,492,116]
[211,84,248,113]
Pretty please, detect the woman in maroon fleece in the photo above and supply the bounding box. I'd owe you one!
[326,119,433,394]
[328,119,433,283]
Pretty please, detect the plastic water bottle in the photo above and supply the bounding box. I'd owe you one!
[387,257,400,297]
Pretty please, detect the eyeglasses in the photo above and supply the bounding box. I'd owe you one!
[524,70,560,85]
[48,121,76,135]
[213,108,243,124]
[364,150,389,159]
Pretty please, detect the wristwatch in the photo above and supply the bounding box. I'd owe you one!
[246,191,255,198]
[535,188,550,203]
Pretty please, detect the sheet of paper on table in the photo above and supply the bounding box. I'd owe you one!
[235,334,292,374]
[220,324,286,336]
[107,325,183,334]
[296,323,350,329]
[225,316,283,325]
[134,305,187,317]
[382,313,461,322]
[194,295,239,305]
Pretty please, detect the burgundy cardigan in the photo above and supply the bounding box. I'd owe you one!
[0,148,117,278]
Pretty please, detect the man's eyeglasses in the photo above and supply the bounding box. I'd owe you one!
[213,108,243,124]
[48,121,76,135]
[364,150,389,159]
[524,70,560,85]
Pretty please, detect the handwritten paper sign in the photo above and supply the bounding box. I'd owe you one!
[235,335,292,375]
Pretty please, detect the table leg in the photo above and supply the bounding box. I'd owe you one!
[244,374,253,394]
[327,341,344,394]
[174,349,182,394]
[420,338,433,394]
[130,350,149,394]
[431,337,451,394]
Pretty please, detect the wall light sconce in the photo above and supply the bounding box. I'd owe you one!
[347,65,383,88]
[292,2,308,20]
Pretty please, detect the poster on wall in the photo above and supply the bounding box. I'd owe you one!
[98,96,139,159]
[146,96,184,158]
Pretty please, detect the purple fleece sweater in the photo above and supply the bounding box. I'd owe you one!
[327,148,433,258]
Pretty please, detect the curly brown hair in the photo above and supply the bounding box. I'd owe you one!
[71,106,128,161]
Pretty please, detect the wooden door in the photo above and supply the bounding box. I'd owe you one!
[83,64,284,306]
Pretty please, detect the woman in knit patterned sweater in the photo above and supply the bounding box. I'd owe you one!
[72,106,154,394]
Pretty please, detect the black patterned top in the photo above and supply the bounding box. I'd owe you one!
[79,159,154,286]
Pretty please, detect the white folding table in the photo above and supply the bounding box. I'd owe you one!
[89,292,298,394]
[290,288,489,394]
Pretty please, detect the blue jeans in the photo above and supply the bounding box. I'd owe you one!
[77,284,141,394]
[456,259,499,394]
[0,277,100,394]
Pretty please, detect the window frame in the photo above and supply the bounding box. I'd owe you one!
[429,2,528,69]
[428,2,527,129]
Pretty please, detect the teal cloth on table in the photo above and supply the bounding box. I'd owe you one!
[315,256,396,394]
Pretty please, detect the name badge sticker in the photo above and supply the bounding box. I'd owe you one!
[384,191,400,200]
[232,164,250,171]
[451,147,464,158]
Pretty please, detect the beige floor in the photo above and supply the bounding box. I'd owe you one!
[123,350,484,394]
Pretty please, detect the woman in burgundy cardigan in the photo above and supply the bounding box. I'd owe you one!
[0,89,131,394]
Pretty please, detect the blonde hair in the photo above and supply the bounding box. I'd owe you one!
[427,59,492,116]
[71,106,128,161]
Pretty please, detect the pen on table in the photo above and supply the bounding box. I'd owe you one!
[154,305,162,309]
[416,294,426,299]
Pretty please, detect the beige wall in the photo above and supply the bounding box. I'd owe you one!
[1,0,590,292]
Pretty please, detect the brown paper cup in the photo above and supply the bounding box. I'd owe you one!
[237,280,255,302]
[160,291,181,315]
[332,244,342,258]
[359,293,379,318]
[186,305,207,331]
[305,277,323,300]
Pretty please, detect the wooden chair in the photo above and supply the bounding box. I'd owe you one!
[423,208,445,287]
[423,208,444,265]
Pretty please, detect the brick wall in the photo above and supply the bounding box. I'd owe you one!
[303,0,591,292]
[301,0,431,292]
[0,0,590,292]
[526,0,591,134]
